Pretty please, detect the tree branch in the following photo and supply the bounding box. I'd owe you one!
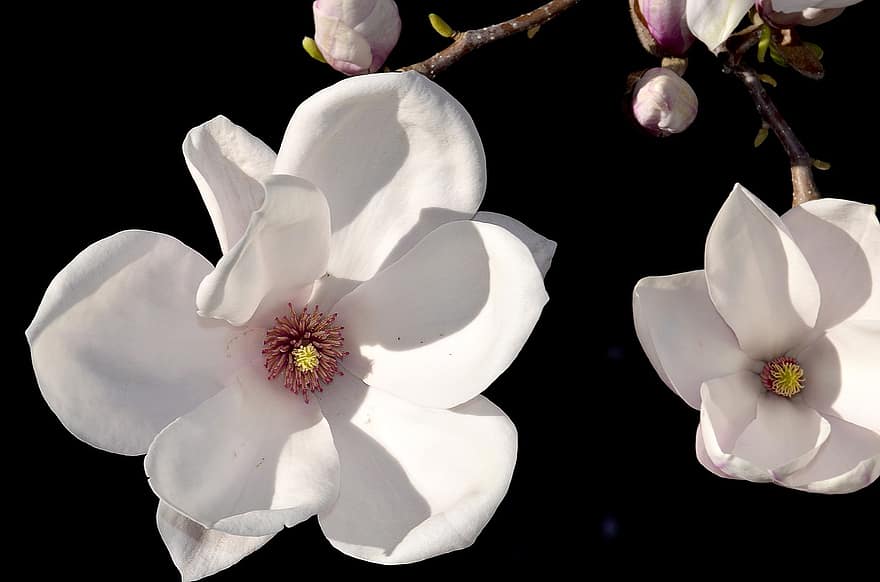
[399,0,580,79]
[727,62,820,208]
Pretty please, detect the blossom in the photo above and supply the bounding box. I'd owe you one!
[686,0,862,50]
[633,184,879,494]
[26,72,553,579]
[313,0,401,75]
[632,67,698,136]
[634,0,696,56]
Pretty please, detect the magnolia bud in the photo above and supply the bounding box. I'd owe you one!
[313,0,401,75]
[631,0,695,56]
[756,0,846,27]
[632,68,698,137]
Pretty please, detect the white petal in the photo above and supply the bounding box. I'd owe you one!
[700,372,831,482]
[183,116,276,252]
[783,415,880,494]
[696,424,737,479]
[633,271,759,409]
[157,501,273,582]
[782,198,880,330]
[699,372,770,482]
[797,320,880,433]
[196,174,331,326]
[145,366,340,536]
[26,231,230,455]
[686,0,753,50]
[317,374,516,564]
[335,221,547,409]
[275,72,486,284]
[732,392,830,477]
[473,211,556,278]
[774,0,861,12]
[705,184,820,360]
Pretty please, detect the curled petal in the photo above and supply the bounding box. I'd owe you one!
[699,372,830,482]
[473,211,556,278]
[783,415,880,494]
[157,502,273,581]
[686,0,754,50]
[196,175,331,327]
[275,72,485,285]
[183,116,276,253]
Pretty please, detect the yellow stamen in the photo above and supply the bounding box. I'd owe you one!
[293,344,320,372]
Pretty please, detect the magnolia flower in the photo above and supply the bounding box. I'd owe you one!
[27,72,554,580]
[313,0,401,75]
[686,0,862,50]
[633,184,879,494]
[632,67,698,136]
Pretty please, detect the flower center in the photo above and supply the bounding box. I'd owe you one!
[760,356,805,398]
[262,304,349,403]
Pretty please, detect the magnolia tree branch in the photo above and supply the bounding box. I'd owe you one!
[727,62,820,208]
[399,0,580,79]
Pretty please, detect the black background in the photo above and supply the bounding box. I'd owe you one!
[14,2,878,578]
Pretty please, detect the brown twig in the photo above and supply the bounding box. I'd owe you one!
[726,61,819,208]
[399,0,580,79]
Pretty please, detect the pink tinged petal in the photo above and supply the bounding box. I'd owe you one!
[317,374,517,564]
[313,0,401,75]
[144,366,340,537]
[783,415,880,494]
[696,424,738,479]
[686,0,754,50]
[335,221,548,409]
[196,175,331,327]
[797,320,880,433]
[473,211,556,278]
[157,502,273,582]
[705,184,821,361]
[26,231,231,455]
[782,198,880,330]
[274,72,486,284]
[699,372,772,482]
[314,10,373,75]
[732,392,830,477]
[700,372,831,482]
[183,116,276,253]
[633,271,759,409]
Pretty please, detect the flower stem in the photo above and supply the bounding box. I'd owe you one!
[727,62,819,208]
[399,0,580,79]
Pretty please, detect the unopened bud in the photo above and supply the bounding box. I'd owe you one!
[313,0,401,75]
[630,0,695,56]
[632,68,698,137]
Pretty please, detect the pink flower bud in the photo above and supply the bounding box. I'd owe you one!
[632,68,698,137]
[313,0,401,75]
[636,0,695,56]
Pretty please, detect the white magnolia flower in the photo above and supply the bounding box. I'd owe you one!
[633,184,879,494]
[27,72,554,580]
[686,0,862,49]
